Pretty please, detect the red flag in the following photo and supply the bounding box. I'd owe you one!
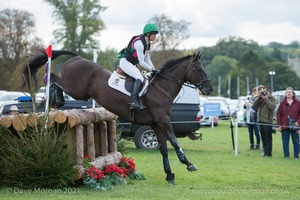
[45,45,52,58]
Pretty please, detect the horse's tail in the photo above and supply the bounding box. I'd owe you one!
[21,50,78,90]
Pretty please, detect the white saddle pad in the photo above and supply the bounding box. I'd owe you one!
[108,71,148,97]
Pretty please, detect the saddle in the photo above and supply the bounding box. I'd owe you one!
[107,67,150,97]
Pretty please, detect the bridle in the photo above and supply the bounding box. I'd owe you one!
[190,60,212,93]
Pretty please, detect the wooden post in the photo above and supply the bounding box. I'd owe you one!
[76,125,84,165]
[93,122,100,157]
[67,127,77,162]
[108,120,117,153]
[99,121,108,156]
[87,123,95,160]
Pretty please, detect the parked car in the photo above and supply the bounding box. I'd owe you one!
[0,90,7,96]
[0,94,94,116]
[199,95,218,126]
[227,99,238,116]
[207,96,231,119]
[200,109,219,126]
[118,85,202,150]
[0,91,30,106]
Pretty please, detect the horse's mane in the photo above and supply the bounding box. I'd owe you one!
[160,55,192,74]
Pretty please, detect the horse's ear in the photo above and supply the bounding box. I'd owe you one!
[192,51,202,61]
[197,51,202,59]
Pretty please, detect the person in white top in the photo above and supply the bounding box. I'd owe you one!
[117,23,159,110]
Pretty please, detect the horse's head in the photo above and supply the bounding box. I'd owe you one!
[159,52,213,95]
[185,52,213,95]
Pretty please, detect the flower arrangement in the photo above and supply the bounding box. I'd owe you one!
[83,155,145,191]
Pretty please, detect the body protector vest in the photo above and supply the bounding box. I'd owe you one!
[118,34,150,65]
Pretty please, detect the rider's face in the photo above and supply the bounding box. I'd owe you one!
[149,33,158,41]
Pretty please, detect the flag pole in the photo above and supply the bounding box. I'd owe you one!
[92,49,98,108]
[44,45,52,128]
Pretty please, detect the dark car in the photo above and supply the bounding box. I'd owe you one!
[117,85,202,150]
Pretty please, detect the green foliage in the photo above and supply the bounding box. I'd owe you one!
[83,175,112,191]
[44,0,107,53]
[0,126,76,189]
[127,170,146,180]
[200,37,300,98]
[266,61,300,90]
[115,127,130,153]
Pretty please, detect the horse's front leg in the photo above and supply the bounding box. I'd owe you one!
[168,133,198,171]
[155,132,175,184]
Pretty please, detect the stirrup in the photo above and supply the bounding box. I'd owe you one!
[129,103,145,110]
[129,100,145,110]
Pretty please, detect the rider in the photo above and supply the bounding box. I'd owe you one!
[117,23,159,110]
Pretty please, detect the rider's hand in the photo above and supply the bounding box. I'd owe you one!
[152,69,160,75]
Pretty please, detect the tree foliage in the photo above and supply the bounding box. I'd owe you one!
[44,0,106,53]
[148,14,190,51]
[0,9,43,90]
[201,37,300,98]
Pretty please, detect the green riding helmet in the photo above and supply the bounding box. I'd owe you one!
[143,23,159,35]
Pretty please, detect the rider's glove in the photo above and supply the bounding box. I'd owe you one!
[152,69,160,75]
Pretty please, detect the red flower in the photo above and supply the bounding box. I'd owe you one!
[104,164,125,177]
[119,157,136,174]
[86,165,105,180]
[85,155,91,159]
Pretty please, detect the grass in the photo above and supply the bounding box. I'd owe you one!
[1,120,299,200]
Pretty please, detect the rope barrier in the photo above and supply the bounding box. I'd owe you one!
[245,121,298,129]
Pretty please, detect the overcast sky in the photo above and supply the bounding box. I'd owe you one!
[2,0,300,51]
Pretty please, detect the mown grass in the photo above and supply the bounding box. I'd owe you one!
[1,120,299,200]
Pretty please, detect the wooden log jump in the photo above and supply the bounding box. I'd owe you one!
[0,107,122,180]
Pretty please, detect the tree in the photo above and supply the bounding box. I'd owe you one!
[148,14,190,51]
[205,55,238,97]
[0,9,43,90]
[267,61,300,91]
[44,0,106,54]
[238,50,266,86]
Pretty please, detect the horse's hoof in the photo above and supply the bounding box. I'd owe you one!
[166,173,175,185]
[187,164,198,171]
[167,179,175,185]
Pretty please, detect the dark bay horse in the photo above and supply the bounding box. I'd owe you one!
[22,50,213,184]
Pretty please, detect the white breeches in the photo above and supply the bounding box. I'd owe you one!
[119,58,144,81]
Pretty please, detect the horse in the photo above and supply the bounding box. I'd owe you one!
[21,50,213,184]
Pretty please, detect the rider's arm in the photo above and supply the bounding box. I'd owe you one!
[134,40,155,71]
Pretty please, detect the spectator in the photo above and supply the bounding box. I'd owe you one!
[276,87,300,159]
[244,87,260,150]
[9,105,20,115]
[253,85,276,158]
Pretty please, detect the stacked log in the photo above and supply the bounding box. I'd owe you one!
[0,107,117,130]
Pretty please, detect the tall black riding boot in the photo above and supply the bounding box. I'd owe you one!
[130,79,143,110]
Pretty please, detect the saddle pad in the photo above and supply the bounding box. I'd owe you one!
[108,71,148,97]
